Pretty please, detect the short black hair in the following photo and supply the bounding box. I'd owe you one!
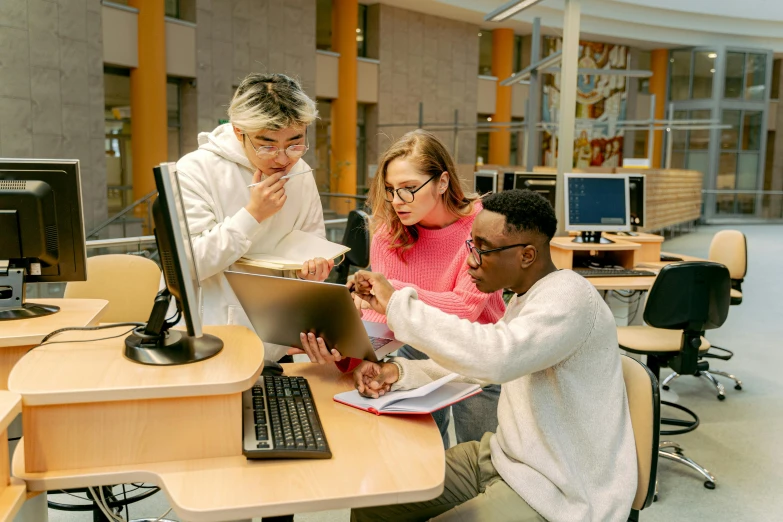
[481,189,557,240]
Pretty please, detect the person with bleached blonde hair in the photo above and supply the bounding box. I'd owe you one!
[176,73,332,363]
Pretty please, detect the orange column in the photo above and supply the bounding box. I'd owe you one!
[331,0,358,215]
[489,29,514,166]
[649,49,669,169]
[129,0,167,201]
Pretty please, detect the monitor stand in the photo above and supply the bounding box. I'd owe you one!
[571,231,614,244]
[0,264,59,321]
[124,289,223,366]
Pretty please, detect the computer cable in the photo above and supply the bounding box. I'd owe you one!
[38,322,145,346]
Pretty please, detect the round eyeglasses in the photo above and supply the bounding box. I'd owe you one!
[384,174,438,203]
[243,134,309,160]
[465,238,533,266]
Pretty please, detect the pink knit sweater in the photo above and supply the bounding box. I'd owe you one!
[363,202,506,325]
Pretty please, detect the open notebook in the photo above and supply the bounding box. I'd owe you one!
[334,373,482,416]
[238,230,350,271]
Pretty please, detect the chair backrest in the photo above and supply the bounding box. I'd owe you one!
[708,230,747,280]
[64,254,161,323]
[621,355,660,513]
[644,261,731,333]
[340,209,370,268]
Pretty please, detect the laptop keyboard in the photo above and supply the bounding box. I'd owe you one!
[369,336,392,350]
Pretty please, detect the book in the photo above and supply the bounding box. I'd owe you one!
[333,373,482,416]
[238,230,351,271]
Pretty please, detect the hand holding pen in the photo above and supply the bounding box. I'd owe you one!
[244,169,288,223]
[246,168,314,189]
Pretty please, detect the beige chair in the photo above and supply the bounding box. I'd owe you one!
[64,254,161,323]
[661,230,746,399]
[622,355,659,521]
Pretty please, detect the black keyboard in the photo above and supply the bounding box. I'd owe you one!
[573,268,656,278]
[243,376,331,459]
[369,336,393,351]
[660,254,683,262]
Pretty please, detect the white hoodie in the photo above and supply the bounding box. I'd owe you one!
[176,123,325,361]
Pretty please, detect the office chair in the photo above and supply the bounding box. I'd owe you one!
[617,262,731,489]
[661,230,746,399]
[333,209,371,285]
[622,355,659,521]
[64,254,161,323]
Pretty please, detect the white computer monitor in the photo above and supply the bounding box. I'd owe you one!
[474,170,497,195]
[564,173,631,244]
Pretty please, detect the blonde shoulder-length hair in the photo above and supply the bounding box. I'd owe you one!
[368,129,477,260]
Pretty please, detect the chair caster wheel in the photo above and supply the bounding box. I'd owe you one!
[704,481,716,490]
[662,385,670,391]
[717,394,726,401]
[653,494,658,502]
[735,385,742,390]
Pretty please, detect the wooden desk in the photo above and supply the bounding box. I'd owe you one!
[0,298,107,390]
[9,327,445,521]
[603,232,664,263]
[0,392,25,521]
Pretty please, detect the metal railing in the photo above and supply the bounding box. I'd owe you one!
[702,189,783,221]
[87,190,157,240]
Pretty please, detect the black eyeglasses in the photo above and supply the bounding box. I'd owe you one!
[465,239,533,266]
[384,174,438,203]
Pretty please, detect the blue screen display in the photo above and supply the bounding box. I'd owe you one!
[567,177,627,227]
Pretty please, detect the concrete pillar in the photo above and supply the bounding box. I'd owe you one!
[489,28,514,166]
[331,0,358,214]
[129,0,168,201]
[649,49,669,169]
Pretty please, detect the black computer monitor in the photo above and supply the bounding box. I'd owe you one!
[474,170,497,195]
[513,172,556,208]
[124,163,223,366]
[564,174,631,244]
[0,159,87,320]
[628,174,646,230]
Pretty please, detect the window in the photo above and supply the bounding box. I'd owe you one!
[692,51,716,99]
[716,108,762,215]
[357,103,368,192]
[512,35,524,73]
[772,59,781,100]
[745,53,767,101]
[316,0,332,51]
[669,50,691,100]
[315,99,332,192]
[478,30,493,76]
[167,80,181,163]
[509,117,524,165]
[357,4,367,58]
[476,116,491,164]
[165,0,178,18]
[724,52,745,98]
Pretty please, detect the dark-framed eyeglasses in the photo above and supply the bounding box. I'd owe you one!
[243,132,309,159]
[465,238,533,266]
[384,174,438,203]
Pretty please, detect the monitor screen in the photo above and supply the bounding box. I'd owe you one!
[153,163,203,337]
[513,173,556,209]
[565,174,630,232]
[474,171,497,195]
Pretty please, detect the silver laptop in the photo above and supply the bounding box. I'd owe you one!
[225,271,403,362]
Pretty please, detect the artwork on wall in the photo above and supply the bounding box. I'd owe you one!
[541,37,628,169]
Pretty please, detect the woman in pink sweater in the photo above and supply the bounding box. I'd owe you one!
[355,129,505,447]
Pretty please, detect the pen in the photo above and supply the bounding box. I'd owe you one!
[246,168,314,188]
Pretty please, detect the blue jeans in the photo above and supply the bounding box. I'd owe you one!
[397,345,500,449]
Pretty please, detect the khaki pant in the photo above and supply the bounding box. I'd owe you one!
[350,433,546,522]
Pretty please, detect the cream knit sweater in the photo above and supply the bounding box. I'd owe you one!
[387,269,637,522]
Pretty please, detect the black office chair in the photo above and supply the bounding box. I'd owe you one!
[617,262,731,490]
[333,209,371,285]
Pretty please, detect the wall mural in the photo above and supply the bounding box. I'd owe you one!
[541,37,629,168]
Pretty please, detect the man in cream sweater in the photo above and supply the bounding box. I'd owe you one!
[347,190,636,521]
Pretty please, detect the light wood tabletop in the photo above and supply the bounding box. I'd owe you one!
[8,324,264,406]
[0,298,107,348]
[0,392,24,521]
[12,362,446,521]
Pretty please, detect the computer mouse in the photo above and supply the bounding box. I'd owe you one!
[261,360,284,377]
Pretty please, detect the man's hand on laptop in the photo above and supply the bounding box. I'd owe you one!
[349,271,395,316]
[298,257,334,282]
[353,360,400,399]
[297,332,343,364]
